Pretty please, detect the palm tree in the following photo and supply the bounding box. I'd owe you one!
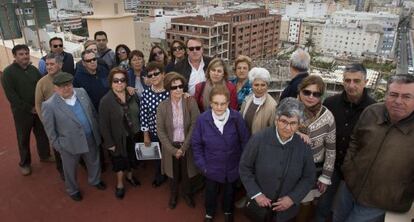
[304,38,315,52]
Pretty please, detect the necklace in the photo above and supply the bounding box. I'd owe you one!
[152,85,165,93]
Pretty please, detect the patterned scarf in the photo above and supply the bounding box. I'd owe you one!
[113,90,134,135]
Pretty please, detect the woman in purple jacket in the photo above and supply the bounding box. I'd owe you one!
[192,85,250,222]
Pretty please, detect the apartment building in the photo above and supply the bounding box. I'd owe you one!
[137,0,196,17]
[213,8,281,60]
[166,16,230,60]
[299,18,325,51]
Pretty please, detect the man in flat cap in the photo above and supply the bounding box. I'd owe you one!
[41,72,106,201]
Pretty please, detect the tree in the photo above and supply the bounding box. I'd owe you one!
[304,37,315,52]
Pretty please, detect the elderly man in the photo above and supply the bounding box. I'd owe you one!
[41,72,106,201]
[35,53,66,179]
[1,44,53,176]
[73,49,110,111]
[38,37,75,75]
[279,48,310,102]
[333,74,414,222]
[94,31,116,69]
[315,64,376,222]
[174,37,212,95]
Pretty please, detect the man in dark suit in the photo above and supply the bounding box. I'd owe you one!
[174,37,212,95]
[41,72,106,201]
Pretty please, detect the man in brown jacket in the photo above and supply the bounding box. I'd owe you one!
[333,74,414,222]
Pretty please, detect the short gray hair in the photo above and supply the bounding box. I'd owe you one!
[276,97,305,122]
[45,53,63,64]
[290,48,310,72]
[387,74,414,91]
[249,67,271,84]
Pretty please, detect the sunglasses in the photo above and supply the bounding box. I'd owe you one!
[53,44,63,48]
[83,58,97,63]
[301,89,322,98]
[152,51,163,57]
[188,46,202,51]
[172,46,184,51]
[170,84,184,90]
[112,78,126,84]
[147,71,162,78]
[117,50,127,55]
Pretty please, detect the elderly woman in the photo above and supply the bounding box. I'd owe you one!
[115,44,131,70]
[149,45,169,67]
[140,61,169,187]
[126,50,149,98]
[192,85,250,222]
[296,75,336,222]
[99,67,141,199]
[240,67,277,134]
[231,55,253,108]
[194,58,238,112]
[156,72,200,209]
[166,40,186,73]
[239,98,316,222]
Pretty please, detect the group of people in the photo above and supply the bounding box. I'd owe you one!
[1,30,413,222]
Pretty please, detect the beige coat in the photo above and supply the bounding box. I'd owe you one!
[240,93,277,134]
[156,96,200,178]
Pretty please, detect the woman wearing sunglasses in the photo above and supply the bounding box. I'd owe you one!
[115,44,131,70]
[140,62,169,187]
[156,72,200,209]
[149,45,169,67]
[166,40,187,73]
[99,67,141,199]
[295,75,336,221]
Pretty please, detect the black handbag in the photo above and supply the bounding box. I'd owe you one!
[244,146,294,222]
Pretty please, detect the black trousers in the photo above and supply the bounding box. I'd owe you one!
[205,178,237,216]
[12,112,50,167]
[170,142,191,196]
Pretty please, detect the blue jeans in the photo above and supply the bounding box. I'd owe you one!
[333,182,385,222]
[314,170,341,222]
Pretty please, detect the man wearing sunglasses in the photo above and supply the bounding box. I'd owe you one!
[279,48,310,102]
[174,37,212,95]
[38,37,75,76]
[73,49,110,112]
[314,64,375,222]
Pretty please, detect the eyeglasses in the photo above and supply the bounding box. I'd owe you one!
[112,78,126,84]
[170,84,184,90]
[277,118,298,129]
[147,71,162,78]
[152,51,163,57]
[188,46,202,51]
[83,58,97,63]
[172,46,184,52]
[53,44,63,48]
[117,50,127,55]
[301,89,322,98]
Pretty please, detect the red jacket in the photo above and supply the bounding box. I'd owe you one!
[194,81,238,112]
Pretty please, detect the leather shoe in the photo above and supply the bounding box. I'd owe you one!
[204,215,213,222]
[20,166,32,176]
[126,176,141,187]
[224,213,233,222]
[169,195,177,209]
[182,194,195,208]
[94,181,106,190]
[70,191,82,201]
[115,187,125,199]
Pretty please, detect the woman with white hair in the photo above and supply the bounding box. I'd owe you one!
[240,67,278,134]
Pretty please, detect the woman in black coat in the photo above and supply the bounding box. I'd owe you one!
[99,67,141,199]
